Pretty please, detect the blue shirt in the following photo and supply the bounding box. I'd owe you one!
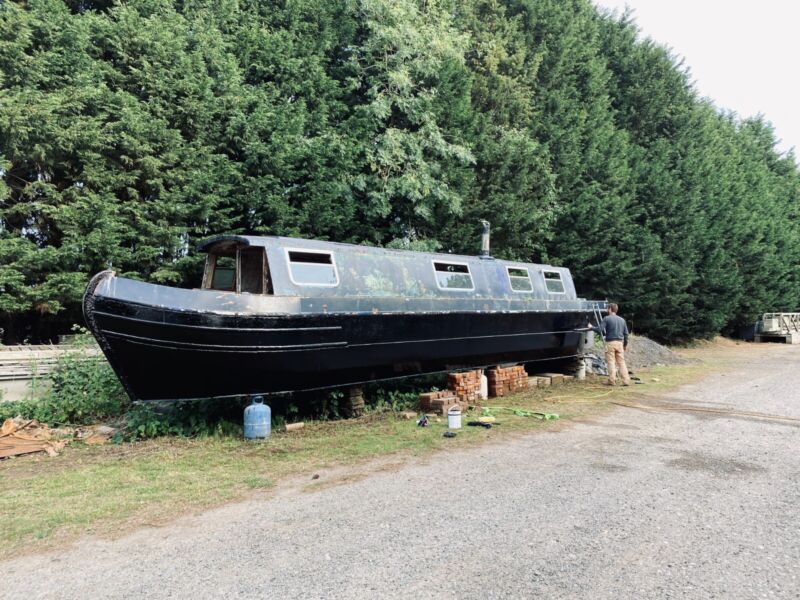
[593,314,629,347]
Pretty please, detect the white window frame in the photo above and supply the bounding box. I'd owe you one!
[506,265,533,293]
[431,259,475,292]
[285,248,340,287]
[541,269,566,295]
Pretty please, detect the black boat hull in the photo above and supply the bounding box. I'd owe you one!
[85,278,593,401]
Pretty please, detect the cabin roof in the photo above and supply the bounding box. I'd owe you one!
[197,234,564,270]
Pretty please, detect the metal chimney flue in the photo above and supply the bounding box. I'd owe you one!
[480,220,491,258]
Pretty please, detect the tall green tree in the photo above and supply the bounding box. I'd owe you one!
[1,0,799,344]
[443,0,556,261]
[345,0,475,248]
[508,0,666,334]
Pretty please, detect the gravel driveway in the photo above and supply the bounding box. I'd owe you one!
[5,344,800,599]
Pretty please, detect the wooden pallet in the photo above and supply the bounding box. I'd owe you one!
[0,345,100,381]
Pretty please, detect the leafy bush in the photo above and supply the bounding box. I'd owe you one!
[368,389,420,413]
[0,339,128,425]
[124,398,247,440]
[45,348,128,424]
[363,374,445,413]
[282,378,436,422]
[319,391,342,421]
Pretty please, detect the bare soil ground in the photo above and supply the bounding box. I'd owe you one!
[3,340,799,599]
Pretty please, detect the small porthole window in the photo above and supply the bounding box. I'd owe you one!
[507,267,533,292]
[433,261,474,290]
[287,250,339,286]
[542,270,565,294]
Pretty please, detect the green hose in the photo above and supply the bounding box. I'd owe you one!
[482,406,559,420]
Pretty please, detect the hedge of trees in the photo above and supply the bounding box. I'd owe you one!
[1,0,798,344]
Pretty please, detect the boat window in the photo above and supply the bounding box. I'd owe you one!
[542,270,566,294]
[287,250,339,286]
[507,267,533,292]
[239,247,266,294]
[433,262,474,291]
[211,256,236,291]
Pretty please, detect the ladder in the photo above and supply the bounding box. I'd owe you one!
[579,302,609,377]
[591,303,607,348]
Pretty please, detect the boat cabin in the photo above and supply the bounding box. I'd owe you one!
[197,235,578,301]
[201,239,273,295]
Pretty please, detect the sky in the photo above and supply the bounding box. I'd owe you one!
[593,0,800,158]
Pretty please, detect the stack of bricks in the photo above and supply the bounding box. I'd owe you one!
[447,369,483,408]
[419,390,460,416]
[344,387,365,417]
[531,372,575,387]
[487,365,529,397]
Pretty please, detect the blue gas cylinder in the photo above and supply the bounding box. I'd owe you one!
[244,396,271,439]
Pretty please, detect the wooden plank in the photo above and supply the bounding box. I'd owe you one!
[0,437,47,459]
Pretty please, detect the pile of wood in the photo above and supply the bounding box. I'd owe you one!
[0,418,118,459]
[0,417,67,458]
[447,369,483,406]
[487,365,529,397]
[419,390,460,416]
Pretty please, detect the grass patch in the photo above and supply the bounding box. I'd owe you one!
[0,360,712,559]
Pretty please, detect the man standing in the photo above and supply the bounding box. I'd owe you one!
[589,303,631,386]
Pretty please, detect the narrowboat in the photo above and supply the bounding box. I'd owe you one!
[84,228,605,401]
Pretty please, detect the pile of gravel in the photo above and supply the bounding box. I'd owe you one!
[624,335,690,369]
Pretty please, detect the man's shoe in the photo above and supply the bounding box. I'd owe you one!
[602,381,615,386]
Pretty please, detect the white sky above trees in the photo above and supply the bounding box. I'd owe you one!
[593,0,799,159]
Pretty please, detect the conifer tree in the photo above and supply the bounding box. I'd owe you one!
[441,0,556,260]
[1,0,799,343]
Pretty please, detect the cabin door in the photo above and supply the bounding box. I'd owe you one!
[237,247,268,294]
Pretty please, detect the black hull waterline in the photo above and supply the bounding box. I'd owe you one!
[84,276,594,402]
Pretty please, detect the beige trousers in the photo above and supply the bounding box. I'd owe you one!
[605,340,631,385]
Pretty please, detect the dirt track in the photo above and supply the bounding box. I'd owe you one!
[4,342,800,599]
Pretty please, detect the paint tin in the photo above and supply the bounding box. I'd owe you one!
[447,405,462,429]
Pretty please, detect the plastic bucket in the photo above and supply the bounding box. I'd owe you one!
[447,406,462,429]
